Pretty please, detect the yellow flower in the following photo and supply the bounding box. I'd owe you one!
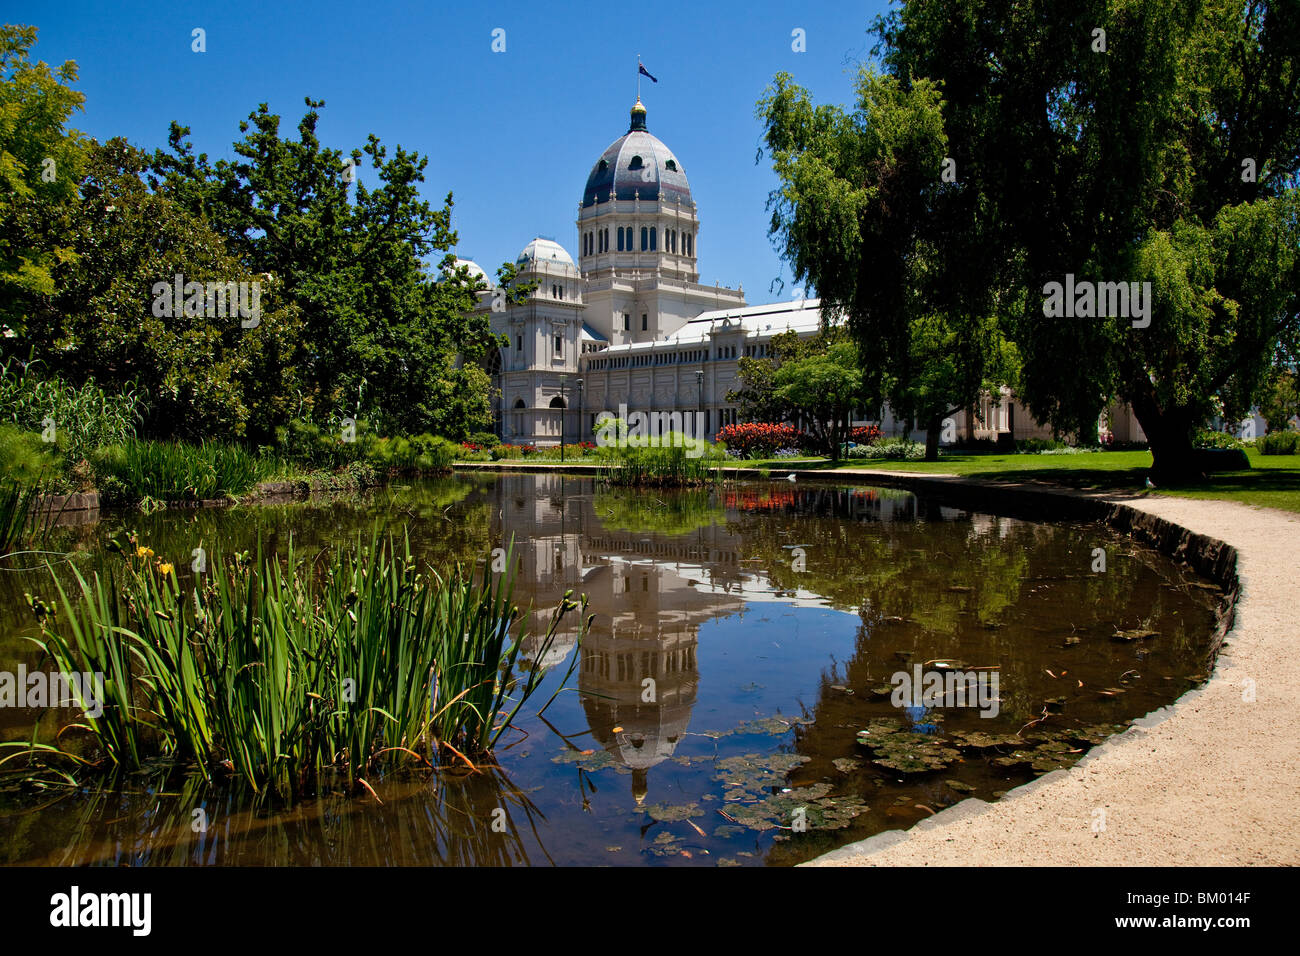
[158,563,174,576]
[135,546,155,559]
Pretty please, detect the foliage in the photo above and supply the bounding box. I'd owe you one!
[828,0,1300,479]
[91,438,275,502]
[1193,428,1245,451]
[598,436,724,487]
[10,534,587,795]
[1259,368,1300,433]
[0,476,40,551]
[147,99,526,438]
[12,138,304,442]
[0,357,143,467]
[1257,430,1299,455]
[845,437,926,460]
[0,25,86,339]
[0,422,58,483]
[716,422,806,458]
[756,64,1018,460]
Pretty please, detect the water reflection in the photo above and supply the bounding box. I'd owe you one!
[0,474,1224,866]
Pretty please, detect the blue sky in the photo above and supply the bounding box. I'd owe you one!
[13,0,889,303]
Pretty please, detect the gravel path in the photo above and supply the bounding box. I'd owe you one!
[806,486,1300,866]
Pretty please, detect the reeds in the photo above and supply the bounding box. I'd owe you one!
[0,476,40,551]
[92,438,274,501]
[598,441,721,487]
[9,533,586,796]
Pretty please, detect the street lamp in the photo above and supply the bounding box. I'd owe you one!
[576,377,584,453]
[560,378,568,463]
[695,368,705,439]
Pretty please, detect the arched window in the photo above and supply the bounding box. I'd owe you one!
[641,226,648,251]
[650,227,657,251]
[549,396,566,409]
[603,228,609,251]
[513,398,526,409]
[617,227,624,251]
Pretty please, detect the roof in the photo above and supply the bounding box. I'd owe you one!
[658,298,828,345]
[516,237,577,273]
[581,101,692,208]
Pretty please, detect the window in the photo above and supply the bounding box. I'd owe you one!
[629,155,644,169]
[650,227,657,251]
[665,159,677,171]
[603,228,609,251]
[516,335,522,351]
[642,313,648,331]
[641,226,648,251]
[623,313,630,331]
[554,336,562,356]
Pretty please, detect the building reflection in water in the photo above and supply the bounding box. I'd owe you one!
[496,474,754,803]
[495,475,919,803]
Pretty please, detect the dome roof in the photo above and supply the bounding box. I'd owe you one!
[516,237,576,270]
[581,100,692,208]
[444,258,491,287]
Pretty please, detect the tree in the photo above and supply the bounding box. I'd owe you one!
[757,67,1017,460]
[860,0,1300,479]
[19,139,303,441]
[728,328,871,462]
[0,25,86,340]
[149,99,518,438]
[1259,366,1300,432]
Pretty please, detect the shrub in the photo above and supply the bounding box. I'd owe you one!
[1257,430,1299,455]
[0,423,59,484]
[0,358,143,467]
[846,437,926,460]
[716,422,806,458]
[1193,428,1244,451]
[848,425,882,445]
[1017,437,1069,454]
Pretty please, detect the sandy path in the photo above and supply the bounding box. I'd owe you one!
[806,486,1300,866]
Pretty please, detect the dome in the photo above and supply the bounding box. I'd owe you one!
[516,237,576,270]
[581,99,692,208]
[444,258,491,287]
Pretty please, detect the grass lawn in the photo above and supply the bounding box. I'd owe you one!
[729,449,1300,514]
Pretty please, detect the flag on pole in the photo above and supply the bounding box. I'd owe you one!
[638,62,658,83]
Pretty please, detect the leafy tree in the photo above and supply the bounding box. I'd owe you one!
[1259,366,1300,432]
[757,67,1017,460]
[0,25,86,339]
[21,139,303,441]
[851,0,1300,479]
[728,328,871,461]
[149,100,520,438]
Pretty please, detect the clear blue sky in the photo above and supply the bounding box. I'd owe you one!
[13,0,889,303]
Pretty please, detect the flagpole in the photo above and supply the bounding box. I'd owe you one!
[637,54,640,100]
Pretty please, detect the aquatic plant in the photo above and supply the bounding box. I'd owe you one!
[91,438,275,502]
[5,533,587,796]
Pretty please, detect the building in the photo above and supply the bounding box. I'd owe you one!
[463,98,1146,448]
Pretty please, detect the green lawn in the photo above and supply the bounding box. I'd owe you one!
[729,449,1300,514]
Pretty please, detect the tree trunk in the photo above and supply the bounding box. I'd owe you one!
[924,416,941,461]
[1129,387,1201,483]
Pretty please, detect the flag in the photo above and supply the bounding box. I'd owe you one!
[638,63,658,83]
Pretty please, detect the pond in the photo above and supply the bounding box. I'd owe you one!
[0,474,1225,866]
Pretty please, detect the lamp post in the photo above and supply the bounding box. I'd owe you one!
[560,378,568,463]
[576,377,584,455]
[695,368,705,440]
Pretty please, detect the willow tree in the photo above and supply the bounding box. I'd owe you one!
[761,0,1300,479]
